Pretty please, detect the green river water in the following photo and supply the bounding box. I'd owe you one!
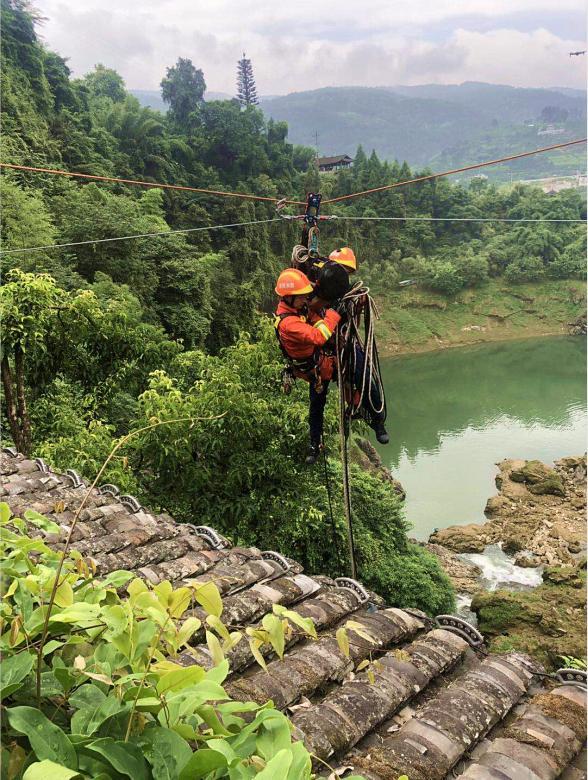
[374,337,587,541]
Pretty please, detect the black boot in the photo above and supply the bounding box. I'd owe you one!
[305,443,321,465]
[373,420,389,445]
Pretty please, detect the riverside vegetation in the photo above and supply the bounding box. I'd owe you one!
[0,0,585,666]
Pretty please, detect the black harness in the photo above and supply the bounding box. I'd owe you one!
[273,311,317,374]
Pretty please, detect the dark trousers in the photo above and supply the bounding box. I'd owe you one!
[309,378,330,446]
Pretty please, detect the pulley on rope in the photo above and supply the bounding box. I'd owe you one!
[274,191,390,581]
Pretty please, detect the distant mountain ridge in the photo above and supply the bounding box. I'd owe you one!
[131,82,586,180]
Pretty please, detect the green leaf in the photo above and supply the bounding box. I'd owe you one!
[248,637,267,671]
[256,712,292,761]
[0,650,34,698]
[156,664,205,695]
[139,727,192,780]
[205,659,230,685]
[48,603,101,624]
[286,741,312,779]
[261,614,285,659]
[71,694,128,736]
[24,510,61,535]
[23,760,82,779]
[178,748,228,780]
[175,616,201,647]
[272,605,317,639]
[196,704,232,737]
[190,581,223,618]
[7,706,77,769]
[85,738,148,779]
[336,627,350,658]
[255,748,292,778]
[101,605,128,636]
[69,683,106,711]
[206,630,224,666]
[103,570,134,588]
[168,587,191,618]
[206,614,230,641]
[0,501,11,524]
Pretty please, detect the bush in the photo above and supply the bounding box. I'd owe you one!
[0,503,318,779]
[503,256,545,283]
[425,260,465,296]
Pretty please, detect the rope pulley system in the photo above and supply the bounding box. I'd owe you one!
[280,191,388,579]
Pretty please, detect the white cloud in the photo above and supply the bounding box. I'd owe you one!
[36,0,587,93]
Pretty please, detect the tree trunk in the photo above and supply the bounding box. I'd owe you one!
[14,346,31,456]
[1,354,25,453]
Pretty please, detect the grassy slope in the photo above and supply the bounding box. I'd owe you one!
[375,279,587,356]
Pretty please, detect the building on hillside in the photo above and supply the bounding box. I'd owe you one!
[317,154,354,172]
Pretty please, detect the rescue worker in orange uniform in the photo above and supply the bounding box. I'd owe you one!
[274,268,342,464]
[308,247,390,445]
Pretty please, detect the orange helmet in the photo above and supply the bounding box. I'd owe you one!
[275,268,314,297]
[329,247,357,272]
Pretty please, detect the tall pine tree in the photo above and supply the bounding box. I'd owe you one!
[236,53,258,106]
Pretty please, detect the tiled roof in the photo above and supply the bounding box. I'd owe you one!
[2,450,586,778]
[317,155,354,165]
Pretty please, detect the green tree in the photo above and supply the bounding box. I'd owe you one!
[83,63,126,102]
[161,57,206,128]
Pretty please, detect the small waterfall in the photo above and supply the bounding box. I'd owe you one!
[461,544,543,591]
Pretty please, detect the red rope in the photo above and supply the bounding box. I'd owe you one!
[0,162,305,205]
[2,137,585,208]
[322,138,587,204]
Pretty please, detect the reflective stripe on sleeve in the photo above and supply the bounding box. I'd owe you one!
[314,320,332,340]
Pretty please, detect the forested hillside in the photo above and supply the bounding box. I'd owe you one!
[1,0,585,611]
[260,84,586,179]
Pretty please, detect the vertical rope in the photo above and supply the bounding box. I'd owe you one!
[336,333,357,579]
[322,441,343,571]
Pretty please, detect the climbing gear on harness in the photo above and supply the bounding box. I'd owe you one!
[280,366,295,395]
[275,268,314,297]
[329,247,357,272]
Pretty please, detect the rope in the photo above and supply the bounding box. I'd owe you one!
[1,137,584,210]
[322,138,587,204]
[335,336,357,580]
[0,162,305,205]
[0,217,283,255]
[321,441,343,570]
[337,216,586,224]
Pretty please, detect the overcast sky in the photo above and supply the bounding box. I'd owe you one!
[36,0,587,95]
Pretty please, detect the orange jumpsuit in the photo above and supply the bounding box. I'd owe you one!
[275,301,340,381]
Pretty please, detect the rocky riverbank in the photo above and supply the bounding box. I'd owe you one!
[430,456,586,566]
[428,455,587,669]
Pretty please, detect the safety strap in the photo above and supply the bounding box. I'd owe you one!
[273,313,316,373]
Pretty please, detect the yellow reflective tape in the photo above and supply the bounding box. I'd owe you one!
[314,320,332,340]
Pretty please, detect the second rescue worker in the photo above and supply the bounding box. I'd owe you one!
[274,268,341,464]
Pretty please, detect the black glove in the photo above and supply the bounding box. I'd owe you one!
[334,299,348,316]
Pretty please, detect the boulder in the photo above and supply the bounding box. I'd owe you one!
[543,566,583,587]
[484,495,508,516]
[528,475,565,496]
[510,460,553,484]
[429,523,488,553]
[514,552,542,568]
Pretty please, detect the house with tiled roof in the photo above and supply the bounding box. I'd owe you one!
[2,449,586,779]
[317,155,354,172]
